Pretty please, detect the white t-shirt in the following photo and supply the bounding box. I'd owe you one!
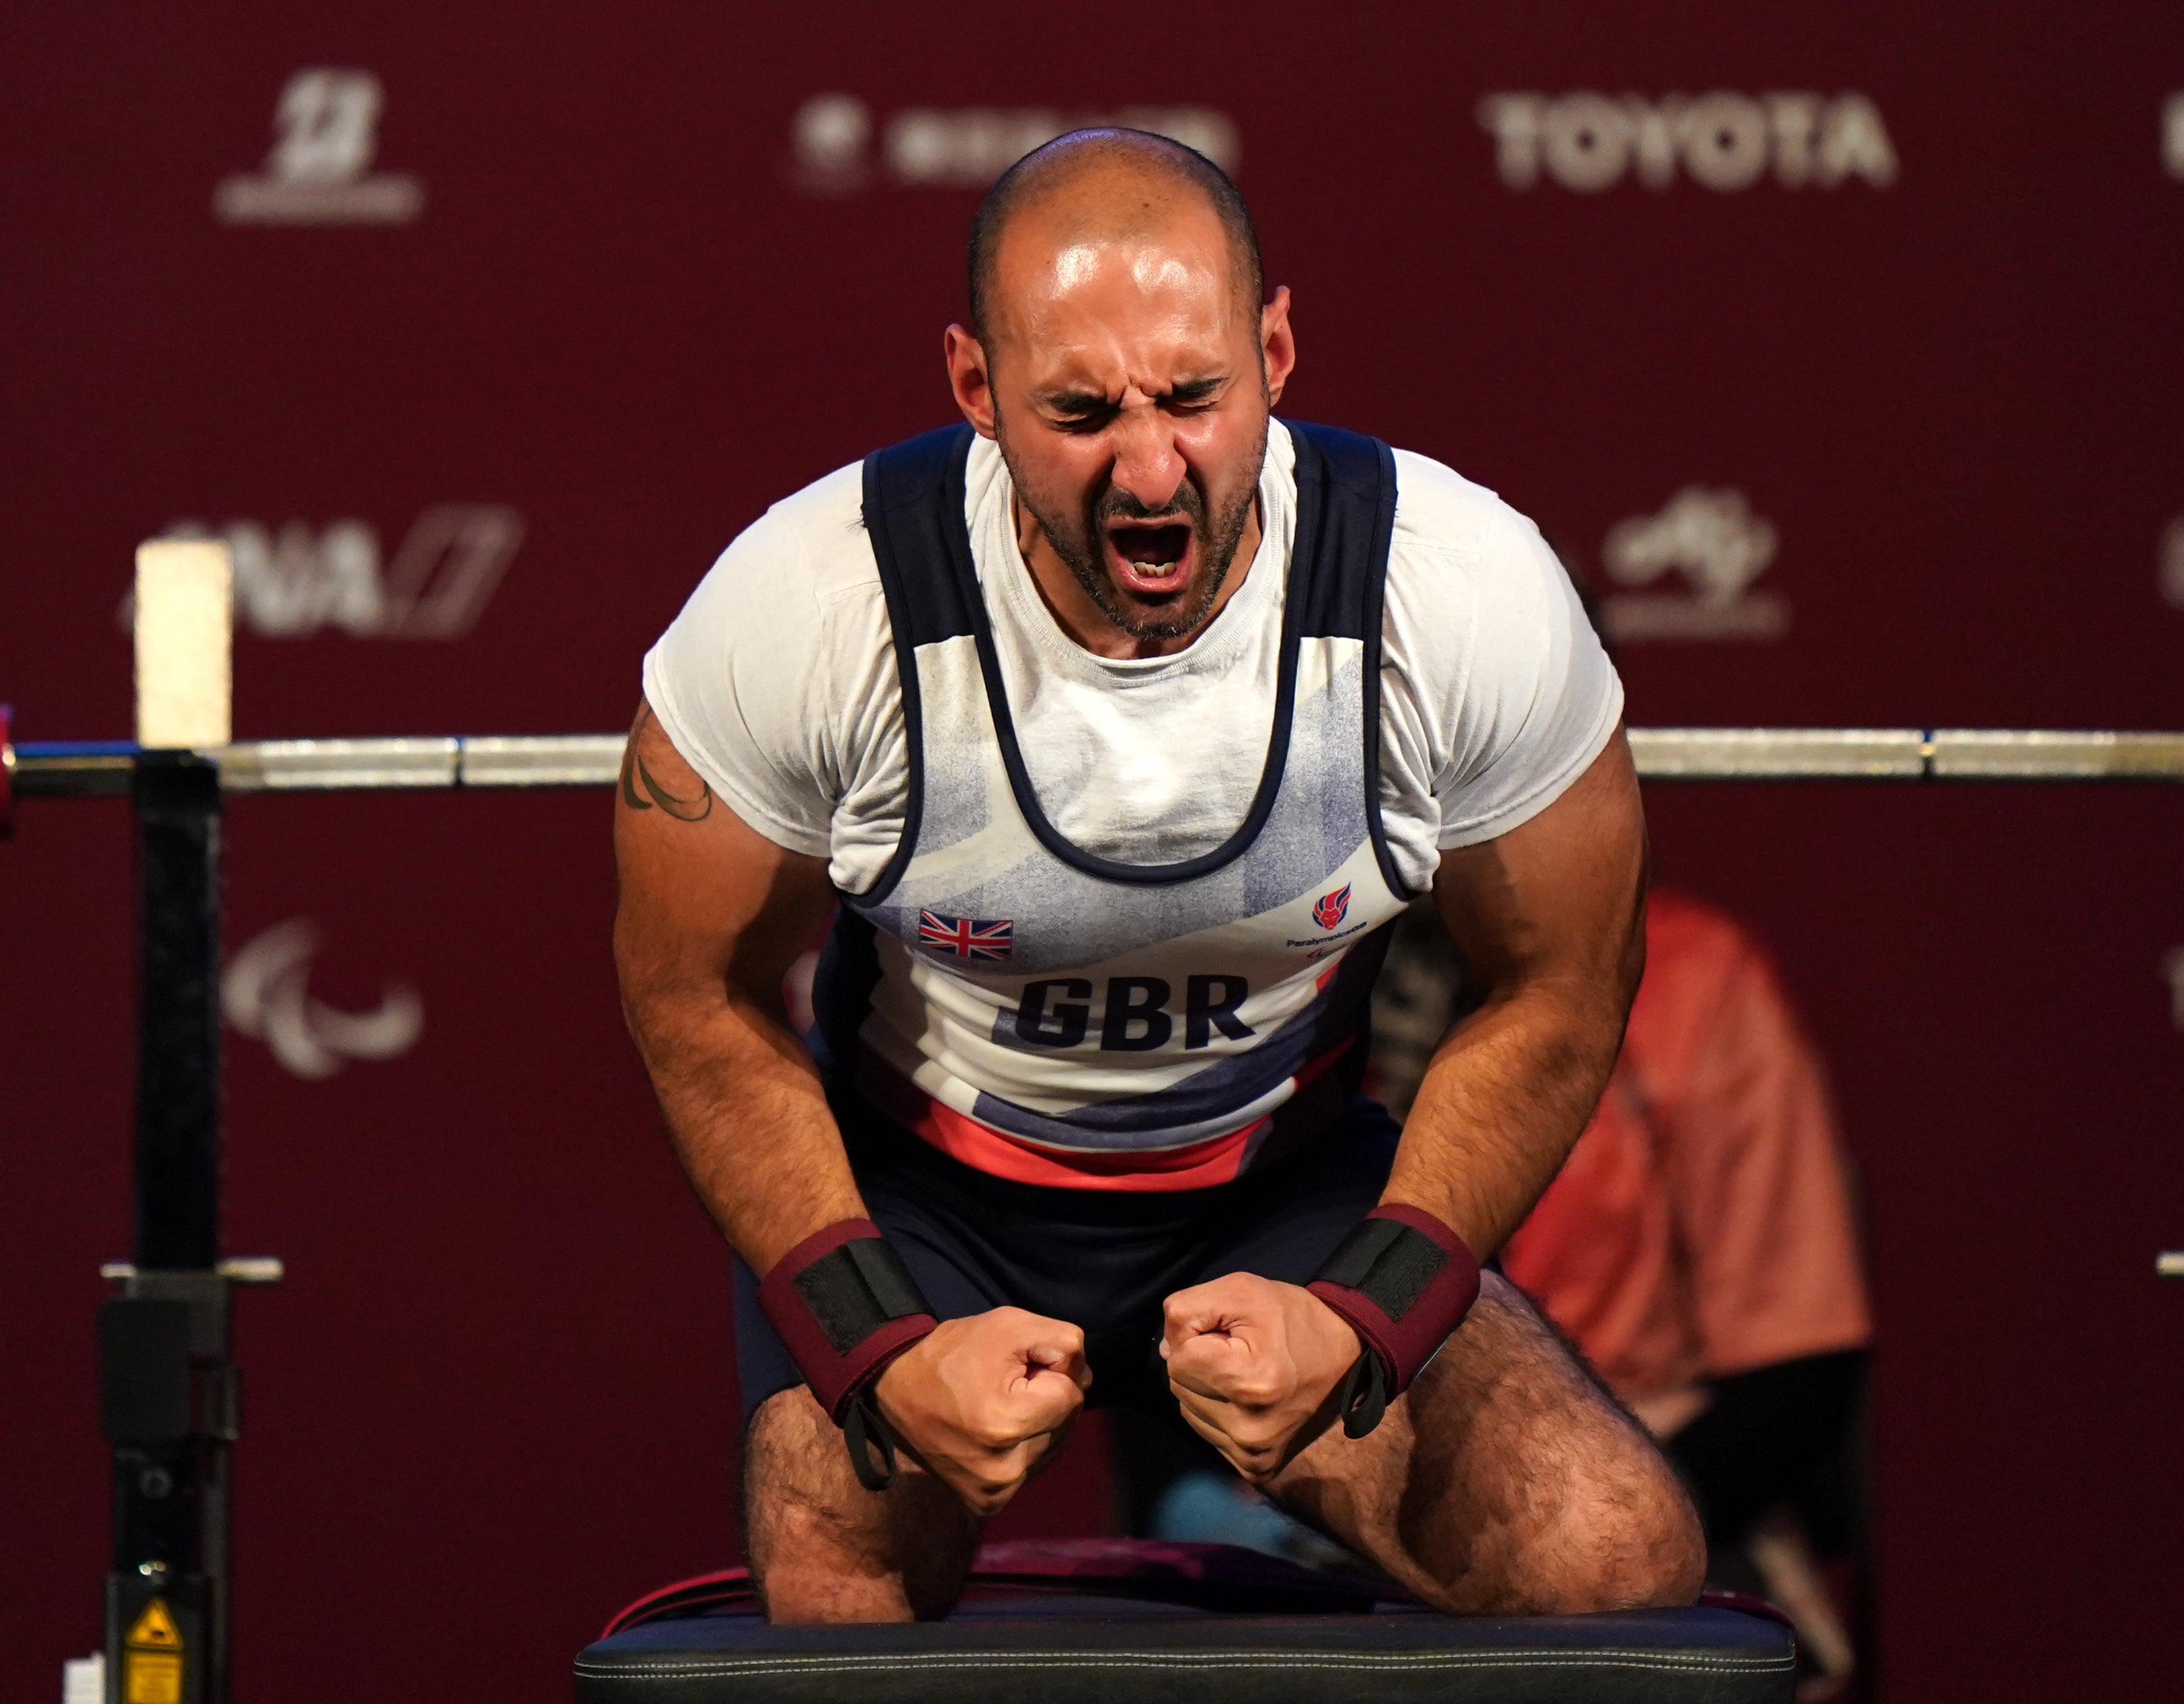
[644,421,1620,899]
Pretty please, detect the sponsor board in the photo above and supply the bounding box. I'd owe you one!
[791,95,1238,192]
[223,919,423,1080]
[1601,488,1787,643]
[1478,91,1896,192]
[141,505,522,639]
[216,69,423,226]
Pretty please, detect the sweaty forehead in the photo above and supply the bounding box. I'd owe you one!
[983,170,1254,346]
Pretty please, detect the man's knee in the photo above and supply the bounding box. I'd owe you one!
[1494,1426,1707,1614]
[1391,1285,1708,1614]
[741,1387,977,1624]
[740,1385,839,1543]
[743,1390,890,1623]
[1552,1443,1706,1611]
[1398,1428,1704,1614]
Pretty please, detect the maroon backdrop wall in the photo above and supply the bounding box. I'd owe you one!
[4,3,2180,1699]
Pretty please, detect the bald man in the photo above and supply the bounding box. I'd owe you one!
[615,129,1703,1622]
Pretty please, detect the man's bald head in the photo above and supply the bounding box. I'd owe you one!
[967,128,1264,348]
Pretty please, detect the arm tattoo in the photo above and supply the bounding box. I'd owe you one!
[621,704,715,822]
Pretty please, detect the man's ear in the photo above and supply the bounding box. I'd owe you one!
[944,323,999,438]
[1260,286,1295,409]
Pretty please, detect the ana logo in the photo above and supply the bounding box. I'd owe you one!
[222,918,423,1080]
[1478,91,1896,194]
[1313,885,1352,932]
[140,505,522,639]
[215,69,424,226]
[1600,489,1787,644]
[790,95,1238,194]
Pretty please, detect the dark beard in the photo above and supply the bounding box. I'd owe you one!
[1002,420,1266,644]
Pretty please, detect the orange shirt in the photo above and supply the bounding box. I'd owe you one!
[1500,890,1872,1402]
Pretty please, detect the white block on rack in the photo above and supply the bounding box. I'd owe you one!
[134,538,233,749]
[62,1653,104,1704]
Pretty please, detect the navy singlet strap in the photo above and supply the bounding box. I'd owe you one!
[855,425,979,904]
[1285,422,1411,899]
[857,418,1401,890]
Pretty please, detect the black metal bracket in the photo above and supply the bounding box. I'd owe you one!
[95,752,280,1704]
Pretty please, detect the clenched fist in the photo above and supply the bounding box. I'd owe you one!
[874,1307,1090,1516]
[1162,1272,1364,1482]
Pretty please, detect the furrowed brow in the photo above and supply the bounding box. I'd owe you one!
[1039,387,1117,417]
[1036,374,1228,417]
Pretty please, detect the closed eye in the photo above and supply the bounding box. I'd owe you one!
[1037,376,1230,429]
[1044,393,1119,431]
[1164,378,1225,411]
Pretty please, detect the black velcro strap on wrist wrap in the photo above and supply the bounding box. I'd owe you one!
[842,1391,901,1492]
[792,1237,930,1353]
[1333,1343,1391,1439]
[1314,1216,1451,1322]
[758,1219,938,1456]
[1307,1205,1481,1429]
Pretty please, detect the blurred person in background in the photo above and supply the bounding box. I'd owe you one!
[1122,569,1873,1699]
[1383,889,1870,1699]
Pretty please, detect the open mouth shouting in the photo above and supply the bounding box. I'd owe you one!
[1020,463,1257,647]
[1104,518,1197,598]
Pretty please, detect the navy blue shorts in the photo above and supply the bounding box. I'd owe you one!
[733,1096,1402,1423]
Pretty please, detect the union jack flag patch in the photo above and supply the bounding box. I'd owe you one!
[918,911,1015,962]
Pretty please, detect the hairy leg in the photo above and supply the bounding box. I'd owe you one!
[741,1387,981,1623]
[1265,1272,1705,1613]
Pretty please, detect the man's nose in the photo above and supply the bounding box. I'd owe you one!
[1108,410,1186,514]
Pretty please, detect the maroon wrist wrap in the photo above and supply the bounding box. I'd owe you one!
[1307,1204,1481,1397]
[758,1219,937,1424]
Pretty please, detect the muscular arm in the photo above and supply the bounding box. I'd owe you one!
[613,700,1087,1510]
[612,699,860,1272]
[1388,729,1649,1252]
[1162,731,1646,1479]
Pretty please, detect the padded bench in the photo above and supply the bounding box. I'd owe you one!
[575,1539,1797,1703]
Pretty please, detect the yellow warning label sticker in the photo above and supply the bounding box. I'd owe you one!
[124,1651,183,1704]
[126,1598,182,1650]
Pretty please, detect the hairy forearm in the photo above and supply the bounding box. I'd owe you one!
[611,694,862,1276]
[1382,979,1629,1256]
[626,985,864,1274]
[1387,733,1649,1256]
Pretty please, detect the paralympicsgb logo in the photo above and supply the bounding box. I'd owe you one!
[1313,885,1352,932]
